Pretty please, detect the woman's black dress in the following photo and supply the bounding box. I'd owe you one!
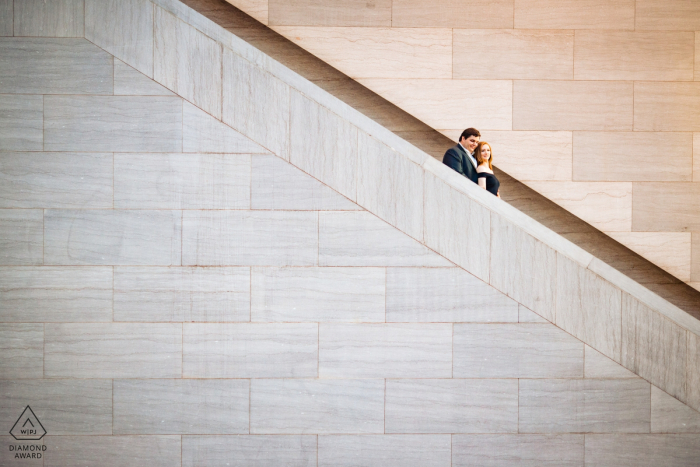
[477,172,500,196]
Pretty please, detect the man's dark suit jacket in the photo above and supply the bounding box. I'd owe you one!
[443,144,478,183]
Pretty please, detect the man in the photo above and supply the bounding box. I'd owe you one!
[443,128,480,184]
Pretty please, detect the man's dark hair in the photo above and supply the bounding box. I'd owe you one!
[459,128,481,141]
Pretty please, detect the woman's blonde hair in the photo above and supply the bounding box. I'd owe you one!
[475,141,493,170]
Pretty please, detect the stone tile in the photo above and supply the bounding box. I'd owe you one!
[651,386,700,433]
[269,0,391,26]
[632,183,700,232]
[114,379,249,434]
[319,211,450,267]
[585,434,700,466]
[43,435,181,467]
[226,0,268,24]
[359,78,512,131]
[636,0,700,30]
[0,380,111,434]
[318,435,451,467]
[385,379,519,433]
[585,345,638,379]
[155,6,222,118]
[514,0,635,29]
[183,435,317,467]
[182,210,317,266]
[44,95,182,152]
[13,0,83,37]
[319,323,452,378]
[44,323,182,378]
[252,155,359,210]
[0,210,43,265]
[513,80,634,131]
[689,332,700,411]
[183,323,318,378]
[274,26,452,79]
[0,0,11,36]
[0,39,114,94]
[555,254,622,361]
[519,379,650,433]
[621,294,688,400]
[0,94,42,151]
[222,50,289,158]
[519,305,548,323]
[0,324,43,378]
[85,0,154,77]
[695,133,700,181]
[251,267,384,322]
[183,101,268,154]
[44,210,182,266]
[0,266,112,322]
[0,436,42,466]
[114,153,250,209]
[0,152,113,208]
[452,434,584,467]
[289,91,357,200]
[635,82,700,131]
[251,379,384,434]
[391,0,513,28]
[454,323,583,378]
[424,173,490,280]
[386,267,518,323]
[573,132,693,182]
[357,131,423,239]
[575,31,694,81]
[454,29,573,80]
[489,213,556,321]
[114,266,250,322]
[526,181,632,231]
[113,59,173,95]
[693,232,700,281]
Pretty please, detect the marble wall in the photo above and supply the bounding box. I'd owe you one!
[225,0,700,290]
[1,0,700,465]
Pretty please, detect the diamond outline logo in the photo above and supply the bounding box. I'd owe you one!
[10,406,46,441]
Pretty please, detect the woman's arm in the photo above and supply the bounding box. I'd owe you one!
[478,177,487,190]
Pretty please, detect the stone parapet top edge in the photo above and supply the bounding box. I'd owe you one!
[150,0,700,337]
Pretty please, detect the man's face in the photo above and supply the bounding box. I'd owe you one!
[462,135,480,153]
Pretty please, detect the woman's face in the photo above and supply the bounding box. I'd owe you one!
[480,145,491,162]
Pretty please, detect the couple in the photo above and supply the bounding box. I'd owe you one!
[443,128,500,198]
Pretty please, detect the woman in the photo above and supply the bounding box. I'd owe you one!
[475,141,500,198]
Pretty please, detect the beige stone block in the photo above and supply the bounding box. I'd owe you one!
[43,435,181,467]
[651,386,700,433]
[585,434,700,466]
[424,172,491,281]
[224,0,268,24]
[607,232,691,282]
[556,254,622,361]
[44,323,182,378]
[0,266,112,322]
[696,33,699,81]
[519,304,548,323]
[693,232,700,281]
[14,0,83,37]
[269,0,391,26]
[687,332,700,411]
[440,130,573,182]
[694,133,700,181]
[0,209,43,265]
[290,91,358,200]
[489,214,557,321]
[273,26,452,79]
[452,434,584,467]
[573,132,693,182]
[154,7,222,118]
[635,82,700,131]
[454,29,573,80]
[632,182,700,231]
[621,294,687,400]
[114,59,173,96]
[0,0,11,36]
[0,94,42,151]
[0,324,43,379]
[525,181,632,231]
[585,345,639,379]
[357,131,423,239]
[514,0,635,29]
[636,0,700,30]
[691,282,700,292]
[319,435,450,467]
[360,79,512,130]
[184,435,317,466]
[85,0,154,77]
[514,80,634,131]
[575,31,694,81]
[392,0,514,28]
